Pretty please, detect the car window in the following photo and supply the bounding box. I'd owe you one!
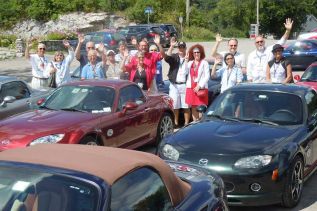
[207,90,303,125]
[44,86,115,113]
[305,90,317,118]
[110,167,173,211]
[118,85,145,111]
[167,25,176,32]
[151,27,163,34]
[301,65,317,81]
[0,164,99,211]
[0,81,30,101]
[137,27,147,32]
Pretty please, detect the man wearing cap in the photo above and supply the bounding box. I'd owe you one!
[103,50,122,79]
[25,39,49,89]
[266,44,293,83]
[159,37,190,127]
[247,18,293,83]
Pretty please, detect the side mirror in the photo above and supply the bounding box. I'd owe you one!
[294,75,300,82]
[0,96,16,107]
[196,105,207,113]
[125,101,138,110]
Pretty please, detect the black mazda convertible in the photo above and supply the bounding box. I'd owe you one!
[158,83,317,207]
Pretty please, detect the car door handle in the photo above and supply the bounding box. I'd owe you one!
[145,107,151,112]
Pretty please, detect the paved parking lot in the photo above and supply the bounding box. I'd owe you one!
[0,39,315,210]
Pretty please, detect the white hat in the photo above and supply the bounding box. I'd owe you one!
[106,50,115,55]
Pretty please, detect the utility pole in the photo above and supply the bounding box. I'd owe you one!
[256,0,259,36]
[186,0,190,27]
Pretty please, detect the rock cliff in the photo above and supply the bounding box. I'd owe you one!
[6,12,129,39]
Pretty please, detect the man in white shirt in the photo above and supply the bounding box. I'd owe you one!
[211,35,247,80]
[247,18,293,83]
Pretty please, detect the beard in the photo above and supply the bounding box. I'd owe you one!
[257,46,265,52]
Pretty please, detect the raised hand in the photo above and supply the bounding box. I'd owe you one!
[185,52,189,61]
[78,34,85,44]
[123,49,129,58]
[214,56,222,65]
[154,34,160,45]
[170,37,177,47]
[284,18,293,31]
[215,33,223,42]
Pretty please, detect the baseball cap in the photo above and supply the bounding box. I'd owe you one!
[272,44,284,52]
[106,50,116,56]
[178,41,186,48]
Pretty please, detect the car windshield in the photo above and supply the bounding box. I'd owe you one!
[0,164,99,211]
[42,85,115,113]
[301,65,317,82]
[205,90,303,125]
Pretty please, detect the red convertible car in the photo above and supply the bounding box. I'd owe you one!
[0,79,174,151]
[294,62,317,90]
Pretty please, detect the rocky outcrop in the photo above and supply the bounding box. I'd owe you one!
[5,12,129,39]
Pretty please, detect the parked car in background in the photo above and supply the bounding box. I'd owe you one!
[0,80,174,151]
[0,76,50,120]
[153,23,179,45]
[158,83,317,207]
[298,32,317,40]
[294,61,317,90]
[119,24,169,47]
[283,39,317,70]
[69,30,126,53]
[0,144,228,211]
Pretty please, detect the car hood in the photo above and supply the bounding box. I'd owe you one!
[169,120,299,155]
[0,109,100,137]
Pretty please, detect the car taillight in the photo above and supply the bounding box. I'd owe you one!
[148,33,156,37]
[109,40,116,46]
[165,32,170,37]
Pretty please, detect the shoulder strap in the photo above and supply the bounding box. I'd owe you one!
[268,60,274,68]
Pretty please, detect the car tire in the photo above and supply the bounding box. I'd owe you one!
[79,136,99,146]
[281,155,304,208]
[156,112,174,147]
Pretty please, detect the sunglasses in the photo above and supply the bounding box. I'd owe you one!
[87,47,95,50]
[226,57,234,60]
[193,51,200,54]
[150,49,158,52]
[230,45,237,47]
[256,40,264,44]
[39,48,46,50]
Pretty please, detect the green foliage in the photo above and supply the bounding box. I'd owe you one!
[183,26,215,41]
[0,34,17,47]
[45,31,77,40]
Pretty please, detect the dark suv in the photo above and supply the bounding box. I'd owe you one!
[156,24,179,39]
[119,24,169,47]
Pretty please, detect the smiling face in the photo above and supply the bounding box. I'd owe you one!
[139,41,148,53]
[255,36,265,51]
[228,39,238,54]
[37,43,46,56]
[193,48,201,61]
[54,51,64,62]
[273,48,284,60]
[88,50,98,64]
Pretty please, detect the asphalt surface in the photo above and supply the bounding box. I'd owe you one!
[0,39,316,210]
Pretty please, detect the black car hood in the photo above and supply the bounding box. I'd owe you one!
[170,120,300,155]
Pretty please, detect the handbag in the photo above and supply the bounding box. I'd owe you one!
[196,89,208,97]
[48,72,57,88]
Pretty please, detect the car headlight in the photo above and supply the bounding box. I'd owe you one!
[29,134,65,146]
[162,144,179,161]
[234,155,272,169]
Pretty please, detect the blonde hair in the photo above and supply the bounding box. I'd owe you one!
[53,51,64,62]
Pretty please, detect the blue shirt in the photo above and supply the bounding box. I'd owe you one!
[81,62,105,79]
[216,65,243,93]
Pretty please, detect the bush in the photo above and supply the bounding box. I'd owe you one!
[183,26,215,41]
[219,27,246,38]
[0,34,17,48]
[45,31,77,40]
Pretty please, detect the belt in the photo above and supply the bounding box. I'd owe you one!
[33,76,47,80]
[174,82,186,84]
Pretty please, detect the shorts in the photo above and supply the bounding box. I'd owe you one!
[169,83,189,109]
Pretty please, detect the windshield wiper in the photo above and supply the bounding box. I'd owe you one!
[208,114,240,122]
[238,118,278,126]
[39,105,55,110]
[301,78,317,82]
[60,108,87,113]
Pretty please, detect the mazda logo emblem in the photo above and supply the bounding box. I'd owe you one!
[199,158,208,166]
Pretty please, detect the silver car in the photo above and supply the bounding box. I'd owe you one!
[0,76,50,120]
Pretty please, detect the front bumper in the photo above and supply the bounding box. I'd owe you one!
[220,170,286,206]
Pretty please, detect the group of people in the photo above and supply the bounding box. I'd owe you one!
[25,18,294,127]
